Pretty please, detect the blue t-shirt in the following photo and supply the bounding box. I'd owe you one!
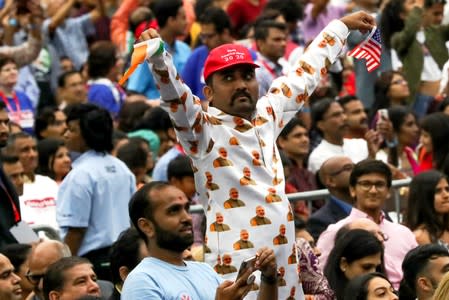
[2,91,35,134]
[122,257,223,299]
[152,146,183,181]
[57,151,136,255]
[181,45,210,100]
[127,40,191,99]
[87,79,126,118]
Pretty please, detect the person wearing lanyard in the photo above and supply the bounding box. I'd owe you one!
[0,57,35,134]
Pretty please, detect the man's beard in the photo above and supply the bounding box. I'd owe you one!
[154,222,194,253]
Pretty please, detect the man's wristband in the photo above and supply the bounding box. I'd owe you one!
[261,273,278,285]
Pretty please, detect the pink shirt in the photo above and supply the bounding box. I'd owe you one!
[317,207,417,289]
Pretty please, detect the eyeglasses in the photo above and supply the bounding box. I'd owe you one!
[356,181,388,191]
[26,271,45,285]
[329,164,354,176]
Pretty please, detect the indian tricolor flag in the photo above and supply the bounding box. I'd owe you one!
[119,38,165,86]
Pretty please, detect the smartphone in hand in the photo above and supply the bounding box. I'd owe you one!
[236,256,257,280]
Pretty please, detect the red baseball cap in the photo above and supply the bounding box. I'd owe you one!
[203,44,259,81]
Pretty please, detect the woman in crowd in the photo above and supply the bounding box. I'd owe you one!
[371,71,410,120]
[418,112,449,173]
[37,138,72,184]
[0,243,34,300]
[344,272,398,300]
[376,106,420,177]
[324,229,385,300]
[405,170,449,246]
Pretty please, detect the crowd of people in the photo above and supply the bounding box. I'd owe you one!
[1,0,449,299]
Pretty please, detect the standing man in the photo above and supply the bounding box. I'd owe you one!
[57,103,136,280]
[137,11,375,299]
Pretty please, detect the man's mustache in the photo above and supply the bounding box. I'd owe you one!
[231,90,253,105]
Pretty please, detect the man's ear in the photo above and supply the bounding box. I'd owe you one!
[137,217,154,239]
[119,266,130,282]
[349,185,357,199]
[203,85,213,103]
[49,291,61,300]
[417,276,434,293]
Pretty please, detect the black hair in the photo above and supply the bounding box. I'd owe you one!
[109,228,146,285]
[405,170,449,241]
[112,130,128,146]
[420,112,449,171]
[116,140,148,170]
[199,6,231,34]
[399,244,449,300]
[324,229,385,300]
[36,138,67,180]
[129,181,171,242]
[349,159,392,188]
[65,103,114,153]
[134,107,173,133]
[167,155,193,180]
[254,20,287,42]
[34,107,60,140]
[87,41,117,79]
[338,95,359,108]
[279,116,306,138]
[0,56,16,70]
[311,97,336,135]
[117,101,151,133]
[380,0,405,49]
[58,70,82,88]
[151,0,183,28]
[438,97,449,113]
[43,256,93,300]
[0,154,20,165]
[264,0,304,24]
[0,100,6,110]
[386,106,416,166]
[371,71,406,120]
[424,0,446,8]
[344,272,392,300]
[0,243,32,272]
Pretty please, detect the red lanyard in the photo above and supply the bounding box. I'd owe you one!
[175,143,186,155]
[0,91,21,114]
[260,59,280,78]
[0,180,20,223]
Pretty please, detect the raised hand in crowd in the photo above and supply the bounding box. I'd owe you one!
[340,11,376,34]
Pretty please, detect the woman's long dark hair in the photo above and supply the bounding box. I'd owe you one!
[387,106,416,166]
[380,0,406,49]
[405,170,449,242]
[420,112,449,171]
[37,138,66,180]
[344,272,392,300]
[324,229,385,300]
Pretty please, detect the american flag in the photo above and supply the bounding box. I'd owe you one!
[347,27,382,72]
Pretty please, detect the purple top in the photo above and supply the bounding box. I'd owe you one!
[302,4,346,43]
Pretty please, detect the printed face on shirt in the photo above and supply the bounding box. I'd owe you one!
[0,254,22,300]
[205,65,259,121]
[342,99,368,133]
[350,173,390,213]
[0,62,18,87]
[147,185,194,252]
[49,263,100,300]
[230,188,239,199]
[14,136,38,175]
[2,161,25,196]
[366,276,398,300]
[434,178,449,214]
[52,146,72,181]
[256,206,265,217]
[257,27,287,62]
[0,109,10,147]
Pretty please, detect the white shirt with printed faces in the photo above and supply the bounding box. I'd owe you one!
[147,19,350,300]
